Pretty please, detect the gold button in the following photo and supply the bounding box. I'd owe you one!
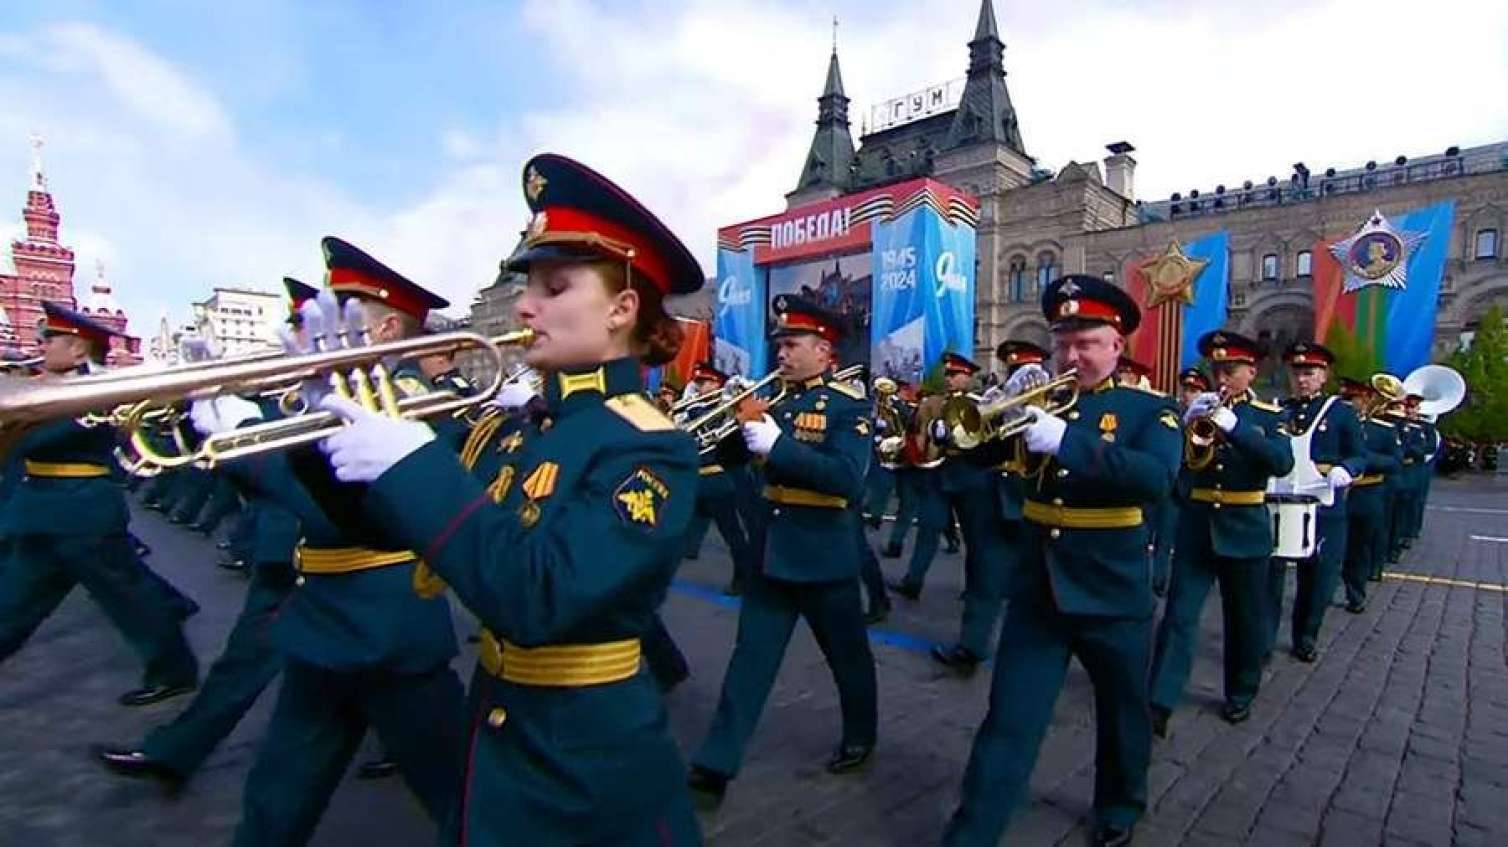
[1052,497,1064,506]
[1049,528,1062,539]
[487,707,507,728]
[295,576,306,587]
[1056,468,1069,478]
[1213,502,1223,510]
[1215,464,1224,472]
[771,508,781,517]
[1067,411,1081,421]
[1214,483,1223,490]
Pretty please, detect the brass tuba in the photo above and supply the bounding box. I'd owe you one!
[1364,372,1406,420]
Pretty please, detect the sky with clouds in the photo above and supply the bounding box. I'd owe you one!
[1,0,1505,334]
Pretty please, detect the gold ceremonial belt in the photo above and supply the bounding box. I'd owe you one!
[1353,474,1385,487]
[295,545,415,575]
[699,464,725,476]
[479,630,641,687]
[23,461,109,478]
[1188,488,1267,506]
[763,484,849,509]
[1022,500,1143,529]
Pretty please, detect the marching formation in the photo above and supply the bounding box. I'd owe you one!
[0,153,1455,846]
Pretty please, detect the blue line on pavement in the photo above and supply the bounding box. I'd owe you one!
[668,579,977,663]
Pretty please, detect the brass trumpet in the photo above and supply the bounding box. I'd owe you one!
[1184,388,1233,471]
[681,363,863,455]
[942,369,1079,450]
[0,328,535,469]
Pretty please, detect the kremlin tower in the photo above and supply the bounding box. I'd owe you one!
[0,135,141,364]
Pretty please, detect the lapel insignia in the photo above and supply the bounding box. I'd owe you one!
[855,418,870,436]
[613,467,669,531]
[1159,410,1179,429]
[499,431,524,454]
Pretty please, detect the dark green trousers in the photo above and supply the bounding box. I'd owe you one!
[692,575,876,777]
[1343,487,1387,606]
[142,563,294,776]
[231,658,465,846]
[0,534,197,688]
[884,467,922,551]
[945,600,1152,844]
[1266,506,1347,655]
[1149,512,1268,711]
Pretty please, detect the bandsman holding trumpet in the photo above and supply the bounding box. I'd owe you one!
[1337,376,1402,612]
[945,275,1181,847]
[679,362,758,595]
[1269,342,1366,664]
[0,303,199,707]
[689,293,878,806]
[1148,331,1292,735]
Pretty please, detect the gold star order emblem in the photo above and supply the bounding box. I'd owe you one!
[1137,240,1209,309]
[525,166,548,202]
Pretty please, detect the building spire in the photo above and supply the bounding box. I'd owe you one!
[28,131,45,191]
[944,0,1025,154]
[790,44,856,199]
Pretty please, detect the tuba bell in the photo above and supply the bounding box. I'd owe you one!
[1402,365,1465,419]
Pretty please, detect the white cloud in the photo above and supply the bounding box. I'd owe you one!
[1,0,1505,345]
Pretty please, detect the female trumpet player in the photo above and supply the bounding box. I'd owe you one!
[311,154,704,844]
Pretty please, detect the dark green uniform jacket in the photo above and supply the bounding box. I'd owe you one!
[363,356,702,845]
[0,418,128,536]
[1180,391,1293,558]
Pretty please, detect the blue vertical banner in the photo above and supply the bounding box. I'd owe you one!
[868,209,929,384]
[1179,230,1230,370]
[713,248,766,378]
[924,209,976,369]
[1382,201,1455,374]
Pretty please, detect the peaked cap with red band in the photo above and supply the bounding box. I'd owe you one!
[1179,367,1212,392]
[691,362,728,385]
[1116,355,1153,377]
[1042,274,1140,335]
[39,301,118,349]
[770,294,844,343]
[996,340,1047,369]
[1283,341,1335,368]
[322,237,449,321]
[505,153,705,297]
[942,352,980,376]
[1197,330,1264,365]
[1338,376,1371,397]
[283,277,319,324]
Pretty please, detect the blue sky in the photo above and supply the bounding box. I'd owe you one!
[2,0,1505,342]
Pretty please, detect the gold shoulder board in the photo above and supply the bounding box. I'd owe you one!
[395,375,429,398]
[606,394,675,432]
[826,380,864,400]
[1250,399,1281,413]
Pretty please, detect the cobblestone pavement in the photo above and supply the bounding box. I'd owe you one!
[1,475,1505,846]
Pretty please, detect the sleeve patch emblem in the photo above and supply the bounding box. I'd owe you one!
[1159,410,1179,429]
[614,466,669,530]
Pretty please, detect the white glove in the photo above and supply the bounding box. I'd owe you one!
[740,414,781,456]
[189,396,263,435]
[279,291,371,411]
[1023,406,1067,455]
[1005,363,1050,397]
[318,394,436,482]
[1327,466,1354,489]
[929,418,949,443]
[1210,406,1238,433]
[1183,392,1219,424]
[489,370,538,411]
[878,436,904,456]
[978,384,1008,405]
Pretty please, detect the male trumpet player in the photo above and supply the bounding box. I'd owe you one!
[1268,342,1366,664]
[679,362,757,595]
[945,275,1181,847]
[0,304,200,707]
[689,294,877,806]
[1337,376,1400,612]
[1148,331,1292,735]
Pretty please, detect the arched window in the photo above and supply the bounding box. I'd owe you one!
[1296,250,1312,278]
[1035,252,1057,293]
[1008,256,1028,302]
[1261,253,1278,281]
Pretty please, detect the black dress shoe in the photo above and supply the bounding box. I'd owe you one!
[355,757,399,780]
[216,539,233,550]
[825,743,872,774]
[1368,573,1382,582]
[1292,644,1318,663]
[930,644,979,677]
[885,578,919,600]
[864,601,891,626]
[1091,823,1135,847]
[687,765,729,809]
[93,745,183,785]
[880,544,902,559]
[1345,601,1366,614]
[118,683,196,707]
[217,558,248,572]
[1150,705,1171,739]
[1219,702,1252,724]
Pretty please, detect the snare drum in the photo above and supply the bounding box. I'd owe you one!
[1267,494,1319,559]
